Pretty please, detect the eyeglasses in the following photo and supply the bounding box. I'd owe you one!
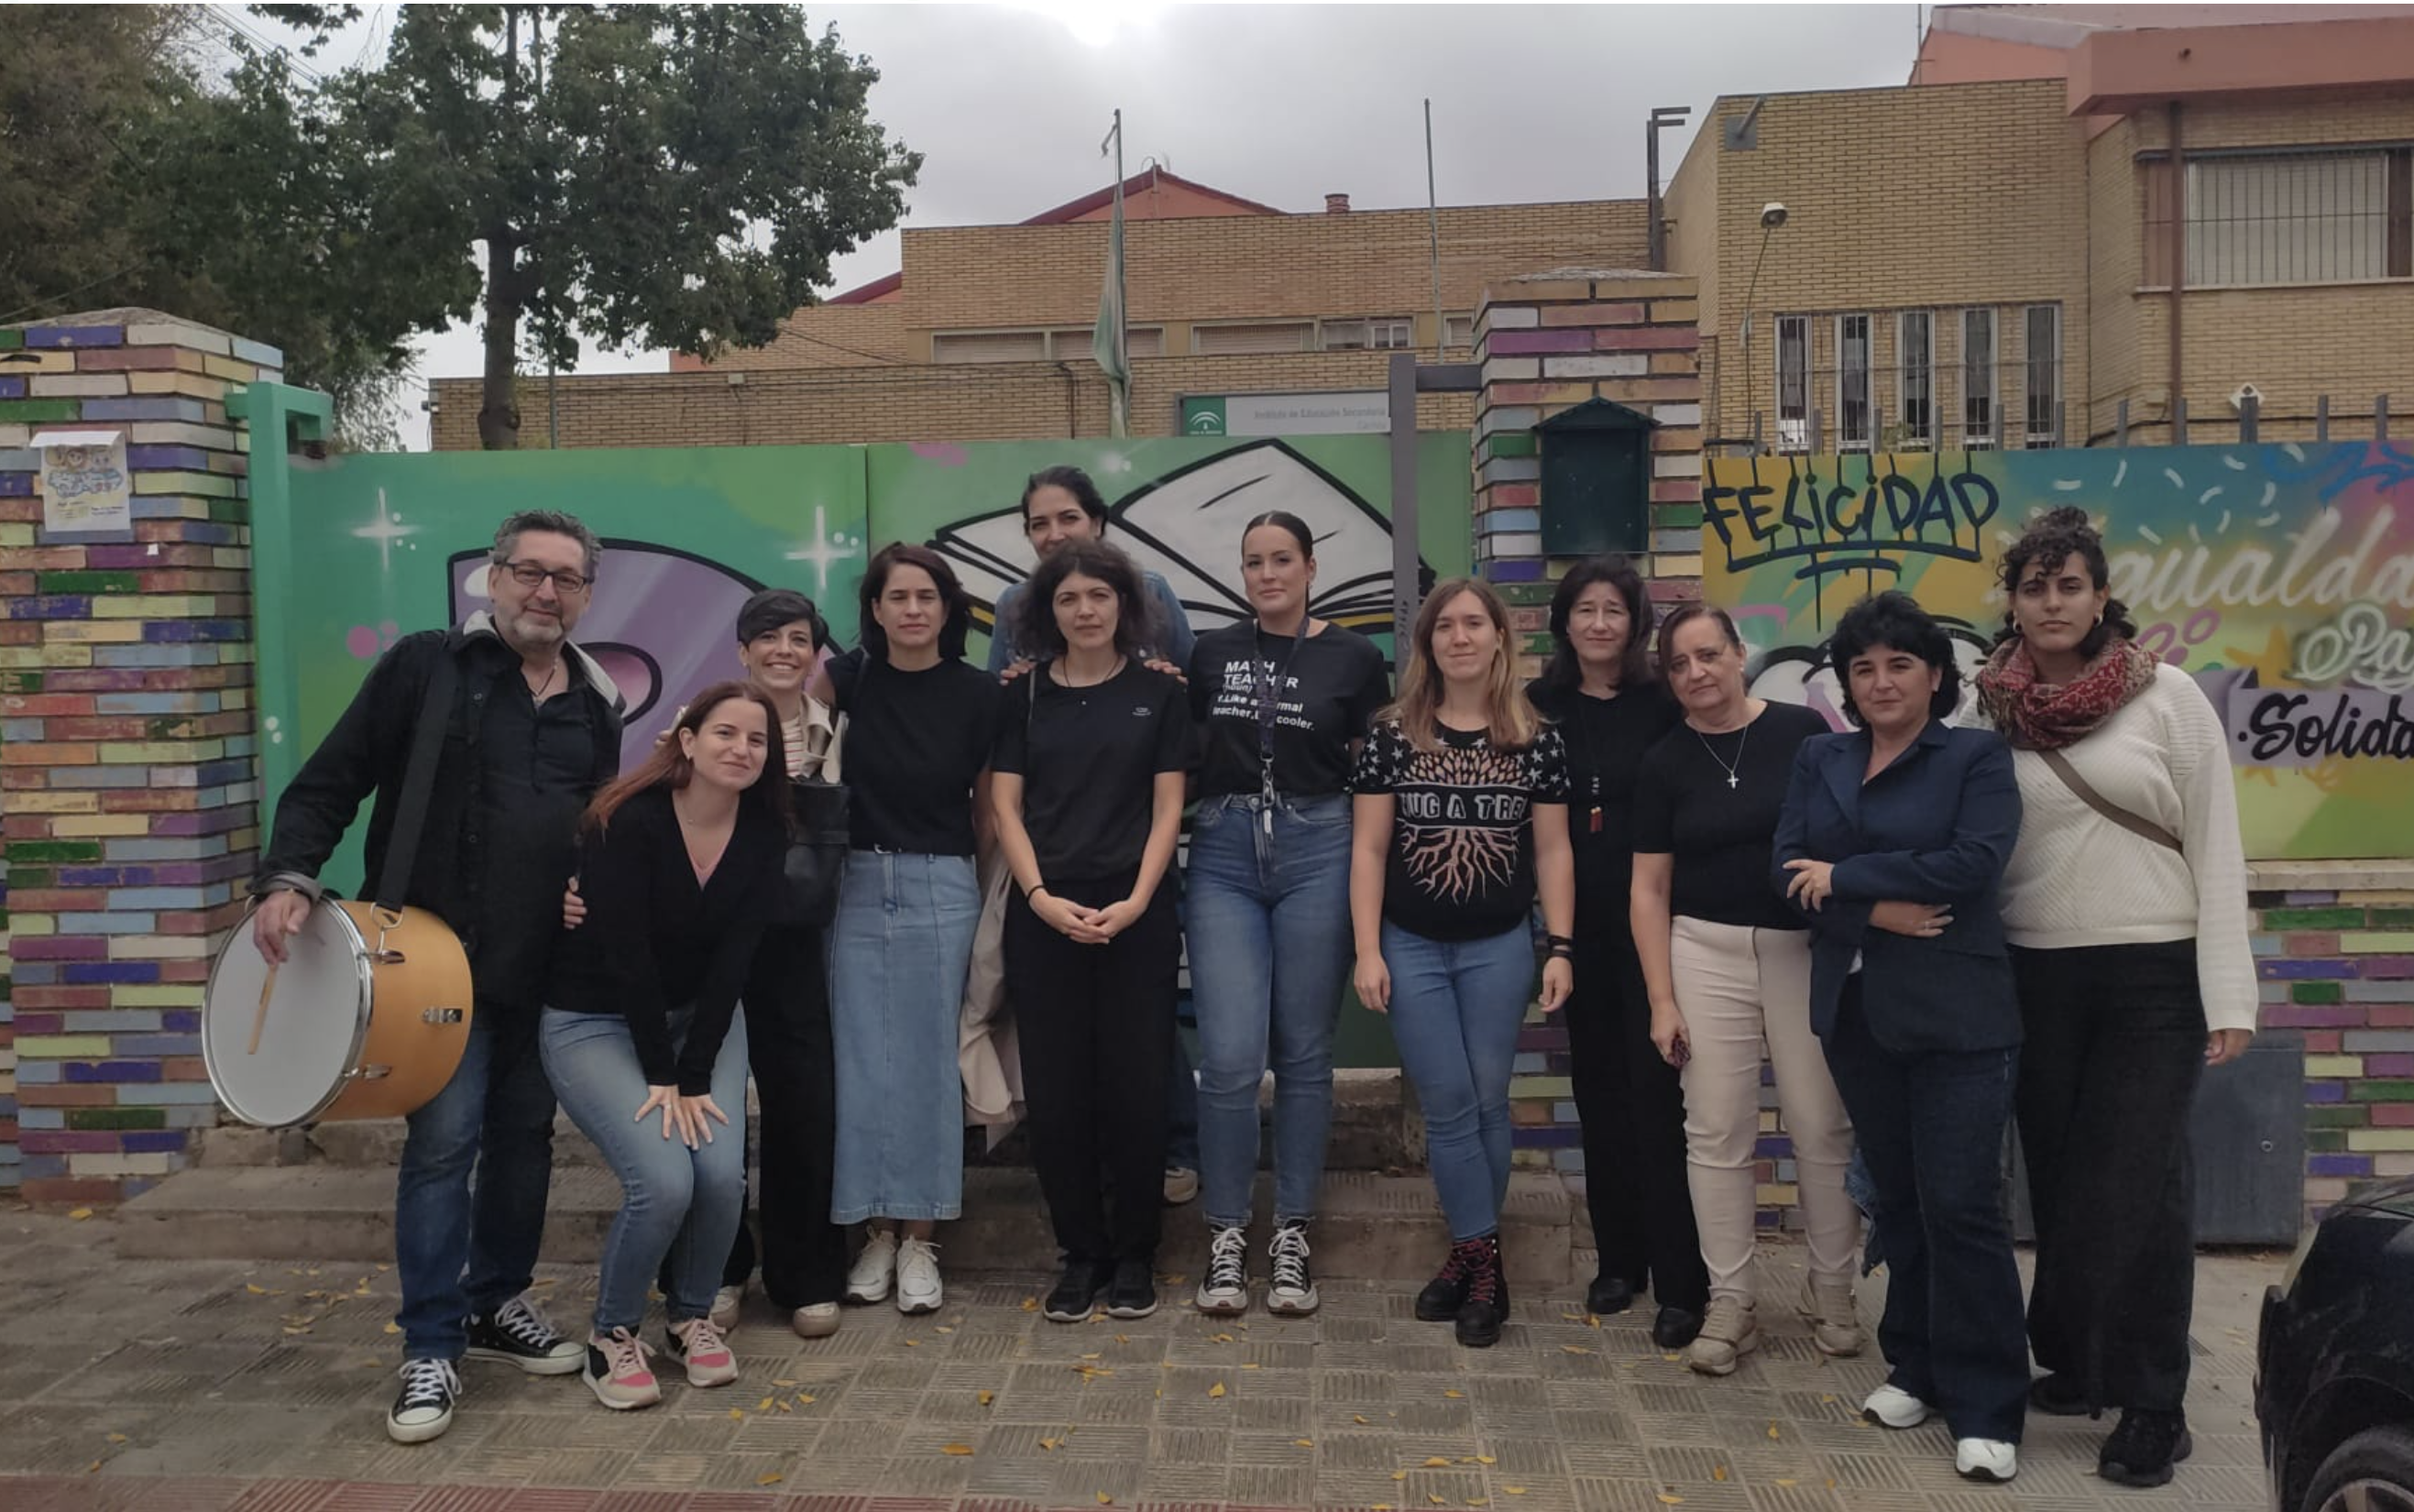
[495,560,592,595]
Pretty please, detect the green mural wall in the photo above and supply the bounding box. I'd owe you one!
[1702,442,2414,860]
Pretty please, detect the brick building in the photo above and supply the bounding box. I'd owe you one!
[1667,4,2414,451]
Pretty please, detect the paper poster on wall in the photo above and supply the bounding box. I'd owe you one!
[32,429,133,535]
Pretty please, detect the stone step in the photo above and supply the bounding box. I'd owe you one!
[116,1165,1578,1285]
[190,1068,1422,1175]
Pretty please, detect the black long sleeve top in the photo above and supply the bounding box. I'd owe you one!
[547,785,784,1093]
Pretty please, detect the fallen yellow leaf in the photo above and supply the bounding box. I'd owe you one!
[86,1461,102,1474]
[758,1397,774,1411]
[1209,1382,1227,1398]
[1712,1466,1728,1482]
[1022,1297,1040,1311]
[1081,1352,1103,1360]
[979,1390,995,1407]
[1467,1500,1489,1507]
[1241,1363,1261,1370]
[1774,1479,1798,1489]
[1423,1457,1453,1468]
[757,1474,783,1486]
[1392,1472,1409,1482]
[245,1284,268,1295]
[1292,1438,1314,1448]
[1375,1505,1394,1510]
[105,1433,128,1444]
[776,1400,793,1413]
[1504,1490,1528,1497]
[796,1392,817,1405]
[937,1325,955,1333]
[941,1444,975,1456]
[1476,1455,1497,1465]
[1040,1438,1060,1452]
[1657,1498,1684,1507]
[1428,1498,1446,1507]
[1354,1415,1371,1425]
[1561,1345,1594,1355]
[1115,1334,1129,1343]
[1766,1423,1781,1440]
[905,1339,920,1347]
[774,1378,799,1387]
[383,1322,401,1335]
[729,1408,745,1421]
[1443,1388,1465,1398]
[1096,1496,1113,1507]
[69,1208,93,1221]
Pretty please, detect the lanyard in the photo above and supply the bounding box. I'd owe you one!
[1254,621,1309,835]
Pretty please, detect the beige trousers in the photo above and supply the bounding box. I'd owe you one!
[1670,916,1860,1302]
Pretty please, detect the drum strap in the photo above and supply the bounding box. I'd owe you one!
[375,651,461,915]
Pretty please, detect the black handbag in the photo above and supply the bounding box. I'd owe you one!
[779,773,850,928]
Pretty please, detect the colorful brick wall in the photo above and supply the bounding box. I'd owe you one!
[0,310,273,1204]
[2250,864,2414,1221]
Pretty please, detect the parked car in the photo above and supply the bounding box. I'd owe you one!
[2258,1177,2414,1512]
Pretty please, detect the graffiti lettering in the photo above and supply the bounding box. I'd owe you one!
[2241,690,2414,763]
[1702,458,1999,582]
[2111,505,2414,614]
[2288,601,2414,691]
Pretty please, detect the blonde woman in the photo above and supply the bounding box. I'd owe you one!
[1350,579,1575,1348]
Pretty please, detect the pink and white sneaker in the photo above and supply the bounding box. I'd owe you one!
[583,1327,661,1410]
[667,1315,739,1387]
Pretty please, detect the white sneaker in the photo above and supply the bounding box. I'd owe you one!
[896,1237,943,1314]
[792,1302,841,1340]
[708,1283,744,1332]
[846,1231,897,1304]
[1955,1438,2018,1482]
[1863,1384,1935,1430]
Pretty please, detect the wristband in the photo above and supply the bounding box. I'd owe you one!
[1545,934,1575,951]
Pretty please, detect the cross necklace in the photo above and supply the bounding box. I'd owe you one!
[1695,718,1750,791]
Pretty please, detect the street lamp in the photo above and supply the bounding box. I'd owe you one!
[1738,202,1788,451]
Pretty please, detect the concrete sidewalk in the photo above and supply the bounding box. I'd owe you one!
[0,1203,2280,1510]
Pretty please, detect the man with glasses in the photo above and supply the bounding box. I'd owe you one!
[252,510,626,1444]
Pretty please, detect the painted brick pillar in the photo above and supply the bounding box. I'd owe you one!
[0,310,279,1204]
[1465,273,1707,1191]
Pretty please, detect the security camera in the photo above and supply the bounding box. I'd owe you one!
[2229,382,2263,411]
[1760,203,1789,229]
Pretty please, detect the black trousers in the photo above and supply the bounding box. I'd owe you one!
[1004,872,1178,1265]
[658,921,848,1309]
[1564,915,1709,1312]
[2013,939,2206,1414]
[1823,979,2030,1444]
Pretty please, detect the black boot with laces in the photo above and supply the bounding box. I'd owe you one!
[2099,1408,2192,1488]
[1418,1238,1488,1322]
[1454,1233,1510,1349]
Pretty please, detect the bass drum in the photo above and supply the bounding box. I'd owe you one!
[203,897,474,1128]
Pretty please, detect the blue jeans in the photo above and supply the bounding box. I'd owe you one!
[1379,920,1535,1243]
[1166,1023,1201,1172]
[1821,979,2028,1444]
[1185,793,1355,1229]
[541,1007,752,1336]
[394,1012,559,1361]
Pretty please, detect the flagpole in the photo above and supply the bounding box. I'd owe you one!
[1114,108,1127,433]
[1426,98,1443,360]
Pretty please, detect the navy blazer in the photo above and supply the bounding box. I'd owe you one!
[1772,719,2024,1056]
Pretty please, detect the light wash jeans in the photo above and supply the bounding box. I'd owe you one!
[1378,919,1536,1243]
[541,1006,750,1335]
[1184,793,1355,1230]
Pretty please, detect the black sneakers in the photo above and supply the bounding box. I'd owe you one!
[1045,1260,1111,1323]
[387,1357,461,1444]
[1585,1274,1637,1317]
[1417,1238,1486,1322]
[1651,1305,1704,1350]
[1454,1233,1509,1349]
[1105,1260,1158,1320]
[1267,1221,1318,1316]
[2100,1408,2193,1488]
[1195,1225,1249,1314]
[466,1295,585,1375]
[2028,1372,2093,1418]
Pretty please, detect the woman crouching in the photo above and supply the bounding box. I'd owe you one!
[543,683,790,1408]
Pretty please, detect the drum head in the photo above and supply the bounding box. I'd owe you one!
[204,902,372,1128]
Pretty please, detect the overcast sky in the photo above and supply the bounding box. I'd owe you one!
[318,3,1925,447]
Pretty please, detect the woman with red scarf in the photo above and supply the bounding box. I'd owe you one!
[1975,507,2255,1490]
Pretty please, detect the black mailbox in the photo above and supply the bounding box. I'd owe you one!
[1536,397,1656,556]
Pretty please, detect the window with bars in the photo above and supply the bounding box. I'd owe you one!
[1962,308,1997,449]
[1896,311,1935,449]
[2145,147,2414,286]
[1774,314,1810,452]
[1836,313,1872,452]
[1191,321,1314,356]
[1445,314,1476,350]
[1322,318,1414,351]
[935,327,1163,363]
[2024,306,2060,448]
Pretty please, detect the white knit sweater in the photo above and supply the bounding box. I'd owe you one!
[1996,662,2259,1033]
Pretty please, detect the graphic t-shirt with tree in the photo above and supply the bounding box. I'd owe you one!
[1354,719,1569,942]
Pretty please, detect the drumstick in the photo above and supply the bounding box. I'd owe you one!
[248,964,280,1055]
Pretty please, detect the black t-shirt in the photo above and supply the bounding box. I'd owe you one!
[1353,719,1569,942]
[826,649,1003,856]
[471,663,605,1010]
[1631,701,1832,931]
[992,660,1191,887]
[1189,622,1390,799]
[1528,678,1682,926]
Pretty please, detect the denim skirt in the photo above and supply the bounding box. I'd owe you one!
[828,850,981,1223]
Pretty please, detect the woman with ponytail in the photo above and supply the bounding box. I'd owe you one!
[1977,507,2255,1487]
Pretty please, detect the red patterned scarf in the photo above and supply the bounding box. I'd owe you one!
[1976,636,2159,751]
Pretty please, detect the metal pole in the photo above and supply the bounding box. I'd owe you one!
[1113,108,1126,384]
[2316,393,2330,443]
[2240,393,2258,445]
[1387,352,1420,658]
[2173,395,2189,446]
[1426,99,1444,359]
[2379,394,2392,442]
[1809,405,1823,456]
[2117,398,2129,448]
[1647,119,1663,272]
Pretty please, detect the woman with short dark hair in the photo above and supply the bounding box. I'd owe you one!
[1978,507,2255,1487]
[1525,557,1707,1346]
[1774,589,2028,1485]
[993,541,1192,1323]
[808,544,1003,1317]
